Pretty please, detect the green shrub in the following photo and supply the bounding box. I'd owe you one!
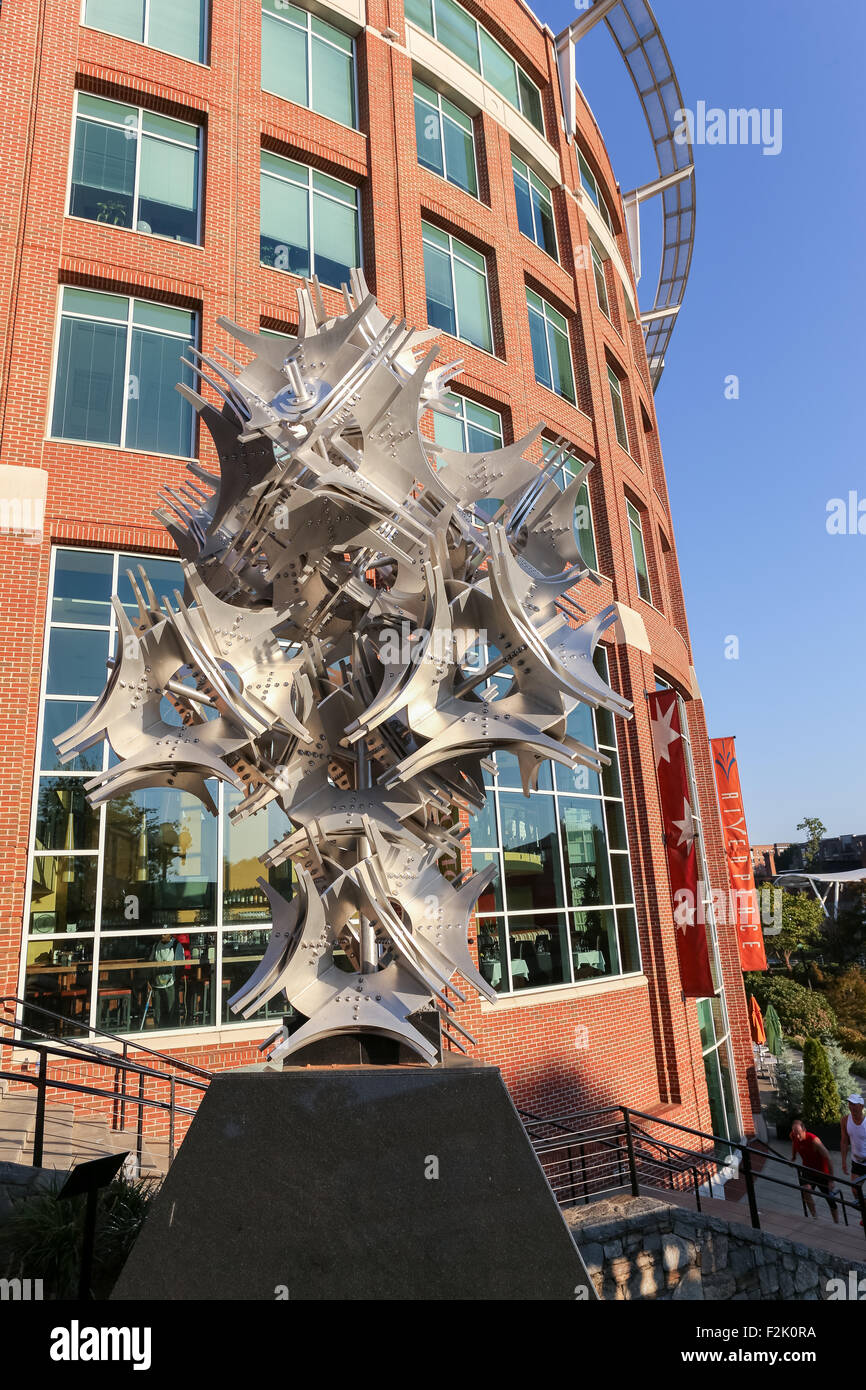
[744,974,837,1040]
[835,1027,866,1058]
[0,1173,157,1300]
[825,1041,858,1107]
[824,967,866,1035]
[802,1038,842,1127]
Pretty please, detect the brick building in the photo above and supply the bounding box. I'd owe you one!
[0,0,760,1143]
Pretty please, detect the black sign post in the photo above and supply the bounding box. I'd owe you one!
[57,1151,129,1300]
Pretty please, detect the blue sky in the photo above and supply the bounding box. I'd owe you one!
[540,0,866,843]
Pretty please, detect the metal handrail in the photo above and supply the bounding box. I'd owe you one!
[0,997,213,1171]
[522,1102,866,1240]
[0,995,212,1080]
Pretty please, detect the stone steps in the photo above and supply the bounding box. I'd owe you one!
[0,1085,170,1177]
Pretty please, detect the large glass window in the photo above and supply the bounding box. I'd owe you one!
[627,499,652,603]
[512,155,557,260]
[527,288,575,403]
[541,441,597,571]
[470,646,640,995]
[405,0,544,133]
[260,152,360,288]
[261,2,356,128]
[422,222,492,352]
[432,391,502,454]
[414,78,477,197]
[23,547,295,1038]
[607,363,630,453]
[578,149,615,234]
[83,0,207,64]
[50,289,196,457]
[69,94,201,245]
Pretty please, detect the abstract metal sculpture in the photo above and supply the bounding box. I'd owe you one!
[57,273,631,1064]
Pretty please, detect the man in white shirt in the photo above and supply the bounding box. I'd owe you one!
[841,1093,866,1218]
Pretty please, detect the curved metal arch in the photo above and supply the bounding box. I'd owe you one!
[563,0,696,390]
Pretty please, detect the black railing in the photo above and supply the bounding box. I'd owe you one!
[521,1103,866,1242]
[0,996,212,1173]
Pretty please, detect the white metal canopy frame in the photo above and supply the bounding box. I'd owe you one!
[773,868,866,918]
[56,271,633,1065]
[556,0,696,389]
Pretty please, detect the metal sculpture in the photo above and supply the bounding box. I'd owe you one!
[57,272,631,1064]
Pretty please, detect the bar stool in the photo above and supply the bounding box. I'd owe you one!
[96,987,132,1032]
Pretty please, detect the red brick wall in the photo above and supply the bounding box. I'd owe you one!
[0,0,759,1143]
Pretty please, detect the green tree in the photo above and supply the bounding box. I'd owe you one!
[745,973,837,1040]
[761,884,825,972]
[802,1037,842,1126]
[824,966,866,1035]
[796,816,827,867]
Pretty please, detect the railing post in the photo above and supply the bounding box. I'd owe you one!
[120,1043,128,1132]
[580,1142,589,1204]
[169,1076,176,1166]
[692,1166,702,1213]
[740,1145,760,1229]
[33,1051,47,1168]
[136,1073,145,1175]
[622,1108,639,1197]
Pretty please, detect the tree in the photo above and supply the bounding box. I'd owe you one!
[824,966,866,1035]
[761,884,826,972]
[797,816,827,867]
[802,1038,842,1126]
[745,973,837,1040]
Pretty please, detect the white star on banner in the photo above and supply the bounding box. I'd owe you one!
[650,700,680,767]
[672,799,697,853]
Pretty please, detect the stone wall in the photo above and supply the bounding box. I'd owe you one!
[0,1160,57,1224]
[566,1196,866,1301]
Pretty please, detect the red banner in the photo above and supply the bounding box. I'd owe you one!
[647,690,715,998]
[711,736,768,972]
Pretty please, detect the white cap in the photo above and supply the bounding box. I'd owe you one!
[848,1093,865,1106]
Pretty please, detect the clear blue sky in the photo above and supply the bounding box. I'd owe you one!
[540,0,866,843]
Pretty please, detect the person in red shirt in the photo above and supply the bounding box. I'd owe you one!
[791,1119,839,1223]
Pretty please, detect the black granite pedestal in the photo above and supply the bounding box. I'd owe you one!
[112,1061,596,1301]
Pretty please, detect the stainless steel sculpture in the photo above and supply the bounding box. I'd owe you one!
[57,273,631,1064]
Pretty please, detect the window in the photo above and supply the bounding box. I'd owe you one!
[542,441,597,571]
[512,155,556,259]
[578,150,614,234]
[432,391,502,453]
[405,0,543,134]
[527,289,574,403]
[469,645,640,995]
[627,499,651,603]
[422,222,492,352]
[607,364,629,452]
[260,152,360,288]
[591,244,610,318]
[51,289,196,457]
[261,2,356,128]
[69,94,201,245]
[82,0,207,64]
[414,78,477,197]
[23,547,296,1038]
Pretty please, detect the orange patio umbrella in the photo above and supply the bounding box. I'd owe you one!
[749,994,767,1046]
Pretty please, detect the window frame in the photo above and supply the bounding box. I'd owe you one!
[626,498,652,604]
[421,221,494,354]
[406,0,544,135]
[260,1,358,131]
[66,91,203,248]
[80,0,210,67]
[526,288,576,404]
[512,153,558,262]
[433,390,503,453]
[413,77,479,199]
[259,150,362,289]
[578,149,615,235]
[469,644,642,998]
[541,440,598,573]
[19,544,297,1041]
[590,242,610,319]
[48,287,198,460]
[607,363,630,454]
